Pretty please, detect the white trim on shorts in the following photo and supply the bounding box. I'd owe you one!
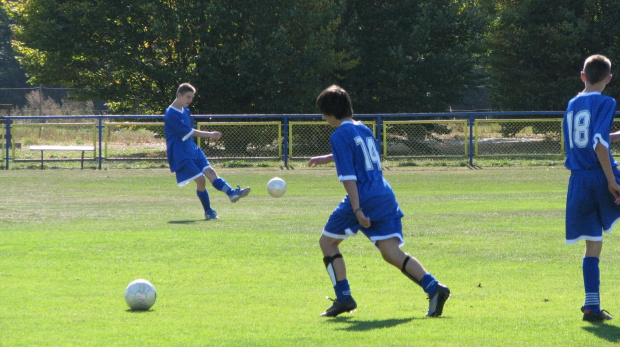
[605,216,620,233]
[566,235,604,245]
[369,233,405,247]
[177,165,211,187]
[322,229,404,247]
[566,215,620,244]
[322,228,358,240]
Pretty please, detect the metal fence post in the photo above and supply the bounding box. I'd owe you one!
[282,116,289,169]
[468,114,474,166]
[376,115,382,160]
[97,117,103,170]
[5,118,11,169]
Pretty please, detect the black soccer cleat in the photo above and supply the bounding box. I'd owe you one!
[319,297,357,317]
[582,306,613,322]
[426,284,450,317]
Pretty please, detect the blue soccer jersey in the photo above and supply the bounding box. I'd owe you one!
[164,106,205,173]
[563,92,620,244]
[563,92,618,171]
[330,120,404,221]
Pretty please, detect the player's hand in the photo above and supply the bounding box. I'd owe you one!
[355,209,371,228]
[209,131,222,140]
[308,155,331,167]
[608,182,620,204]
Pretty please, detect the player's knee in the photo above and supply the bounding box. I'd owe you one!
[379,246,404,267]
[194,175,206,188]
[203,167,217,181]
[319,235,339,252]
[322,253,343,267]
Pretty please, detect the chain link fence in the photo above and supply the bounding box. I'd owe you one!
[475,119,563,158]
[382,120,468,158]
[5,112,620,169]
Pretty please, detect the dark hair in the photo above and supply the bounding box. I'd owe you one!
[316,85,353,119]
[583,55,611,84]
[176,83,196,96]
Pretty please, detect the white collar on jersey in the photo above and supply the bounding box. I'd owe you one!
[339,120,360,127]
[168,105,184,113]
[578,91,602,97]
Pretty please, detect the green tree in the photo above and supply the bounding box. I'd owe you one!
[0,1,28,107]
[5,0,355,114]
[338,0,485,113]
[487,0,620,111]
[193,0,356,114]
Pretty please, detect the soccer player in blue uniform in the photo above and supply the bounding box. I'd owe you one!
[563,55,620,321]
[164,83,250,220]
[308,85,450,317]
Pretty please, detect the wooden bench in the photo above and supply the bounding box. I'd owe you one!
[29,145,95,169]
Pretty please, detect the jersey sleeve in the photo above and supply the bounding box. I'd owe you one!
[592,98,617,150]
[330,131,357,182]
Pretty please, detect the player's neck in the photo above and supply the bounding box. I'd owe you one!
[582,82,606,94]
[170,99,184,109]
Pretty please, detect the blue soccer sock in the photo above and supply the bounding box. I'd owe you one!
[583,257,601,312]
[196,190,212,213]
[334,279,352,302]
[212,177,233,195]
[421,273,439,296]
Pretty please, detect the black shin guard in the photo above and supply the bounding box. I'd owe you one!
[401,256,422,287]
[323,254,343,286]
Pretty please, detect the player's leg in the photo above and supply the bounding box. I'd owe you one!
[318,234,357,317]
[203,167,250,203]
[174,160,216,220]
[375,235,450,317]
[569,170,615,321]
[581,240,612,321]
[194,175,217,220]
[376,238,426,284]
[320,234,347,287]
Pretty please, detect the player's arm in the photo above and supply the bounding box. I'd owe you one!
[192,129,222,140]
[342,180,371,228]
[610,131,620,143]
[595,142,620,204]
[308,154,334,167]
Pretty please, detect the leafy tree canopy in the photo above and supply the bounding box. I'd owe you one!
[4,0,483,114]
[0,1,28,105]
[487,0,620,110]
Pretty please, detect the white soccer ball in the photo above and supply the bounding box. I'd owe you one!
[267,177,287,198]
[124,279,157,311]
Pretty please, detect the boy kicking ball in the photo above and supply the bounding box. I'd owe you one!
[164,83,250,220]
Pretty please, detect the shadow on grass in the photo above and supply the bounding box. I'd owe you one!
[582,323,620,343]
[168,220,202,224]
[125,309,156,313]
[328,316,415,331]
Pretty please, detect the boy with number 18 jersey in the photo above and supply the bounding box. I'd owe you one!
[563,54,620,321]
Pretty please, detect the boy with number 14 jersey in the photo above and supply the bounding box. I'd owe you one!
[309,85,450,318]
[327,120,403,226]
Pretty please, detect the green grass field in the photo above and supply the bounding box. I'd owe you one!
[2,167,620,346]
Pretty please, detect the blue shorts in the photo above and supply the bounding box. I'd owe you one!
[323,211,404,247]
[566,169,620,244]
[174,155,210,187]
